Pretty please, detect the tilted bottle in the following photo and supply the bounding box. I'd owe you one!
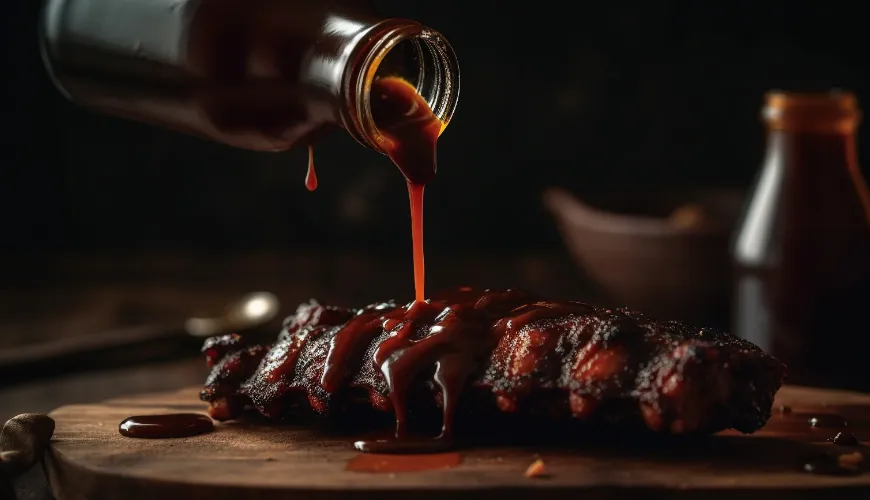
[39,0,460,155]
[732,91,870,390]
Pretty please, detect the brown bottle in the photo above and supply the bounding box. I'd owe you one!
[38,0,460,155]
[732,91,870,390]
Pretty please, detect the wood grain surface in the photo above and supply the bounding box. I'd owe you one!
[46,385,870,500]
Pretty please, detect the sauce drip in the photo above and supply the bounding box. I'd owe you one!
[119,413,214,439]
[316,288,585,453]
[305,145,318,191]
[369,76,443,302]
[830,431,860,446]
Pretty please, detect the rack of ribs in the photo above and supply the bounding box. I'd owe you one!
[199,288,786,441]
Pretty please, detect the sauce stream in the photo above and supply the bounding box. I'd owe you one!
[370,76,442,303]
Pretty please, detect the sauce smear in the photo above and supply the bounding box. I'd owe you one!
[119,413,214,439]
[346,452,462,473]
[369,76,443,302]
[305,145,318,192]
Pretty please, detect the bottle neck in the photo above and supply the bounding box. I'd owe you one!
[339,19,460,154]
[761,92,862,176]
[764,128,859,176]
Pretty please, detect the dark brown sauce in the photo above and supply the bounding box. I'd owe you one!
[305,145,318,192]
[801,452,862,476]
[119,413,214,439]
[750,411,852,441]
[353,437,454,454]
[288,77,442,448]
[370,76,442,303]
[346,451,462,473]
[808,414,849,429]
[370,76,442,187]
[319,288,555,453]
[830,431,861,446]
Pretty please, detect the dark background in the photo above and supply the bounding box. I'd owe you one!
[4,0,869,254]
[1,0,870,355]
[1,0,870,455]
[2,5,870,496]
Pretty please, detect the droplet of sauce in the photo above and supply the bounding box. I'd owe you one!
[119,414,214,439]
[346,452,461,473]
[809,414,849,429]
[830,431,861,446]
[801,452,862,476]
[305,145,318,192]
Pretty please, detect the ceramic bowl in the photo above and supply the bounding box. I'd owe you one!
[543,186,744,325]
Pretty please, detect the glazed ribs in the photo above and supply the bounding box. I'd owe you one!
[200,288,786,436]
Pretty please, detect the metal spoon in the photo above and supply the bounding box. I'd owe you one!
[0,292,281,386]
[184,292,279,337]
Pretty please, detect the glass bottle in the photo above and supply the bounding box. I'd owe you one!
[732,91,870,390]
[39,0,460,155]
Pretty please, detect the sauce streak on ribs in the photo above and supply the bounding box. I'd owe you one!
[200,289,786,452]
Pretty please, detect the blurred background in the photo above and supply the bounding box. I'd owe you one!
[2,0,870,418]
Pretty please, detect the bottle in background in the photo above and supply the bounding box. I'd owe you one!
[732,90,870,390]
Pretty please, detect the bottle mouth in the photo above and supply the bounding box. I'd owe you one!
[344,20,460,153]
[763,89,861,132]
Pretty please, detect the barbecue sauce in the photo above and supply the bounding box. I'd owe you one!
[732,91,870,390]
[305,145,318,192]
[119,414,214,439]
[317,288,594,453]
[346,451,462,473]
[830,431,860,446]
[369,76,443,302]
[801,453,862,476]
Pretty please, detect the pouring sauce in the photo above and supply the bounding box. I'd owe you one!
[369,76,442,302]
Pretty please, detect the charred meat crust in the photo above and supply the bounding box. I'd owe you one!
[199,289,786,435]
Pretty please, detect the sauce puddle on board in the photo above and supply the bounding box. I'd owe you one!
[119,413,214,439]
[830,431,861,446]
[346,452,462,473]
[756,408,868,476]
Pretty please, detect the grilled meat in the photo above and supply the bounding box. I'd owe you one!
[200,288,786,437]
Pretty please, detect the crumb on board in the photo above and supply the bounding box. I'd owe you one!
[525,459,546,478]
[839,451,864,469]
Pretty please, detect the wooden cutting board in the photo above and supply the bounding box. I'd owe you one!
[46,385,870,500]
